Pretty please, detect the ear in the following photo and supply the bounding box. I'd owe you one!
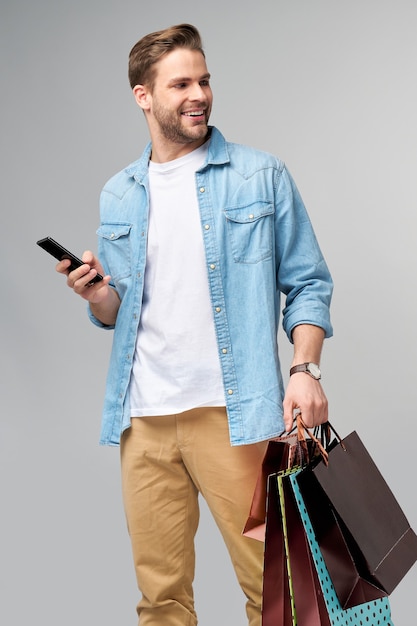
[133,84,151,111]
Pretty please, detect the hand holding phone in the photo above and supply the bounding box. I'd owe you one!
[37,236,103,285]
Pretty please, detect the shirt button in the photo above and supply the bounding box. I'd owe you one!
[204,224,210,230]
[222,348,227,354]
[227,389,234,395]
[215,307,221,313]
[210,264,216,270]
[110,233,115,239]
[199,187,205,193]
[249,214,254,219]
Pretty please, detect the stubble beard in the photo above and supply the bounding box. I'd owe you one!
[153,102,210,145]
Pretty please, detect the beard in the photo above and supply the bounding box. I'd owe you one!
[152,99,210,145]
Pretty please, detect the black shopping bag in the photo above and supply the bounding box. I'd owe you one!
[296,429,417,608]
[289,469,394,625]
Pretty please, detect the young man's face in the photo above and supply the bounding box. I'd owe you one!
[138,48,213,154]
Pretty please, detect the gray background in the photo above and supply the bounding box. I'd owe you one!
[1,0,416,624]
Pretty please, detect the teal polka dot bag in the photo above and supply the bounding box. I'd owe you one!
[289,469,393,626]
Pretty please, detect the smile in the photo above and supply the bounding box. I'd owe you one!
[181,110,205,117]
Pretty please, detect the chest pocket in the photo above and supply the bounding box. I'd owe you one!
[97,222,132,281]
[224,201,274,263]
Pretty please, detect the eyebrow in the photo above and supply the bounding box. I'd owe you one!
[167,73,211,86]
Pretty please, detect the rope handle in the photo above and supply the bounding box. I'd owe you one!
[296,414,329,466]
[278,411,346,466]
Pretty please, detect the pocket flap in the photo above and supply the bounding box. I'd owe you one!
[97,223,132,241]
[224,201,274,224]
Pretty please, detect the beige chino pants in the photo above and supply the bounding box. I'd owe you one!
[120,407,267,626]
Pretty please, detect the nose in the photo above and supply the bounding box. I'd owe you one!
[189,82,207,101]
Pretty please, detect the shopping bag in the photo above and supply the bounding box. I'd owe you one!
[262,469,297,626]
[262,467,330,626]
[296,428,417,609]
[243,433,301,541]
[289,469,394,626]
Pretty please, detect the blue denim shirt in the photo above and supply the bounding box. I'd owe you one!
[89,127,333,446]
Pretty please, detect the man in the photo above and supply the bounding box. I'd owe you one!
[57,23,333,626]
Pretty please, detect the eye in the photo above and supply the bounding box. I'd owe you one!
[200,80,210,87]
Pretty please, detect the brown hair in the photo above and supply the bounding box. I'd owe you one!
[128,23,205,90]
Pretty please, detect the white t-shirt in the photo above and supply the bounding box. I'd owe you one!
[128,142,225,416]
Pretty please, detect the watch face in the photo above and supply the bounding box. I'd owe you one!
[307,363,321,379]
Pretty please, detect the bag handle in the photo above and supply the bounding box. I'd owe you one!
[297,414,348,462]
[296,415,329,466]
[278,411,346,464]
[319,419,347,452]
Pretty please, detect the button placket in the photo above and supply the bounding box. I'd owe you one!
[196,175,239,412]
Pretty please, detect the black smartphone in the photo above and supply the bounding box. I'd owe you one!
[36,236,103,284]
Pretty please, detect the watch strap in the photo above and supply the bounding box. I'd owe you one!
[290,362,321,379]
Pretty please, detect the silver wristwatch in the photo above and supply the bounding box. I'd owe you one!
[289,362,321,380]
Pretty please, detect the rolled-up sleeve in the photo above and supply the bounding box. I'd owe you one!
[275,166,333,342]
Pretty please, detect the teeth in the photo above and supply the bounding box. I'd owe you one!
[183,111,203,116]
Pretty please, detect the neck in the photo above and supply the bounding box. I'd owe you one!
[150,137,207,163]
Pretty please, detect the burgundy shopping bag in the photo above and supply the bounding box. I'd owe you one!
[243,434,299,541]
[262,469,330,626]
[262,471,295,626]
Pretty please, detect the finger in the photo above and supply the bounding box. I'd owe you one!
[67,264,92,289]
[300,411,315,429]
[75,273,112,300]
[283,403,296,432]
[56,258,72,275]
[81,250,95,264]
[301,403,328,429]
